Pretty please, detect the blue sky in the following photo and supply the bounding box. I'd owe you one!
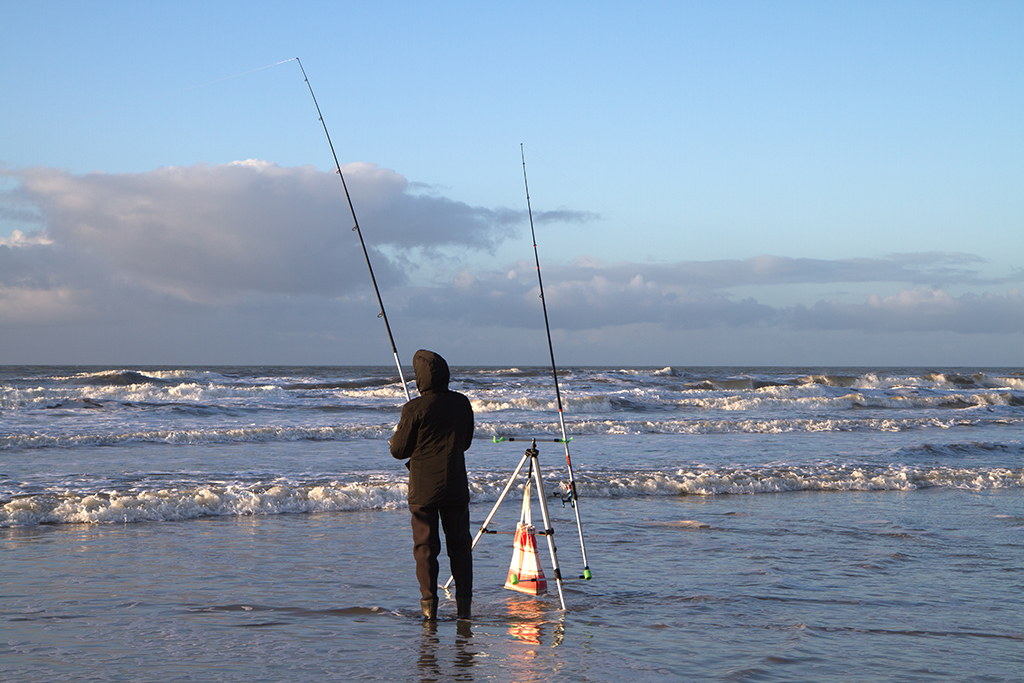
[1,1,1021,366]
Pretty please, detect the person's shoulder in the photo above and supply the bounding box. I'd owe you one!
[451,390,473,412]
[402,394,426,411]
[438,388,470,403]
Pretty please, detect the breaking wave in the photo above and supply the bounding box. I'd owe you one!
[4,463,1022,527]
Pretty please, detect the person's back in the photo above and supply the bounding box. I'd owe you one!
[390,350,474,620]
[391,351,473,506]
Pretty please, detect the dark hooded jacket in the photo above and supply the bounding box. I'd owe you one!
[389,350,474,506]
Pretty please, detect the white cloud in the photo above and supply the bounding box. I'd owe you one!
[0,229,52,247]
[0,161,1020,364]
[1,161,526,303]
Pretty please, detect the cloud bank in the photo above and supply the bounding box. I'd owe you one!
[396,253,1023,334]
[1,161,1021,365]
[2,160,526,303]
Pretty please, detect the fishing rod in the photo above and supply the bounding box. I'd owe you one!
[520,144,591,581]
[296,58,410,402]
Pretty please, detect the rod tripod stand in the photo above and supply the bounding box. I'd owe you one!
[444,438,567,610]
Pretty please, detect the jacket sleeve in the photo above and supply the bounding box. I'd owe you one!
[462,394,474,451]
[389,403,417,460]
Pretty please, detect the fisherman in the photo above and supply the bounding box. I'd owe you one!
[389,349,475,621]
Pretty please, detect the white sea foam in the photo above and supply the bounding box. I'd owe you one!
[3,411,1020,450]
[0,424,397,449]
[562,464,1024,497]
[0,480,411,526]
[5,463,1021,527]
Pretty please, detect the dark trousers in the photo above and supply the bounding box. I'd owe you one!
[409,503,473,601]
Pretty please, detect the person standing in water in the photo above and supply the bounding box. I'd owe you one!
[390,349,475,621]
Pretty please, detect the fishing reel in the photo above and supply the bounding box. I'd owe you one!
[556,481,577,508]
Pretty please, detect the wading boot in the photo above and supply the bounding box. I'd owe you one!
[420,598,438,621]
[456,597,472,620]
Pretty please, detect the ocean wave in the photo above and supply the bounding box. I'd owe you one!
[853,371,1024,392]
[4,367,1021,418]
[67,369,174,386]
[5,412,1021,450]
[676,388,1023,412]
[283,378,399,391]
[470,394,613,414]
[492,415,1023,436]
[896,441,1024,460]
[0,480,410,526]
[5,464,1022,527]
[0,382,288,410]
[651,368,1024,393]
[0,424,396,449]
[562,464,1024,497]
[0,378,410,412]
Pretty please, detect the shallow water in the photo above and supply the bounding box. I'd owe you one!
[2,366,1023,680]
[4,487,1023,682]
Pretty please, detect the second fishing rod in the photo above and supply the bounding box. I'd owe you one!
[520,144,592,581]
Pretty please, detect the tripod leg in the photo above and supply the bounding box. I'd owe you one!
[443,451,531,591]
[530,452,567,611]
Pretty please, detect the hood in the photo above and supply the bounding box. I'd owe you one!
[413,349,450,394]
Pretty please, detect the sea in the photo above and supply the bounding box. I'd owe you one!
[2,365,1023,682]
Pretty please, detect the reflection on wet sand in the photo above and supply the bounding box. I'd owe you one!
[507,598,565,648]
[417,619,477,682]
[415,598,566,682]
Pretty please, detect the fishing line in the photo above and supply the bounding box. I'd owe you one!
[520,143,592,580]
[2,58,298,144]
[296,58,411,401]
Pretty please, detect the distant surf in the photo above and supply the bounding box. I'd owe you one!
[2,365,1021,527]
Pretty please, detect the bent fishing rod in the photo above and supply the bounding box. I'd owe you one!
[296,58,410,401]
[520,144,592,580]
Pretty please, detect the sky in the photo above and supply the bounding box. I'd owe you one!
[1,0,1021,367]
